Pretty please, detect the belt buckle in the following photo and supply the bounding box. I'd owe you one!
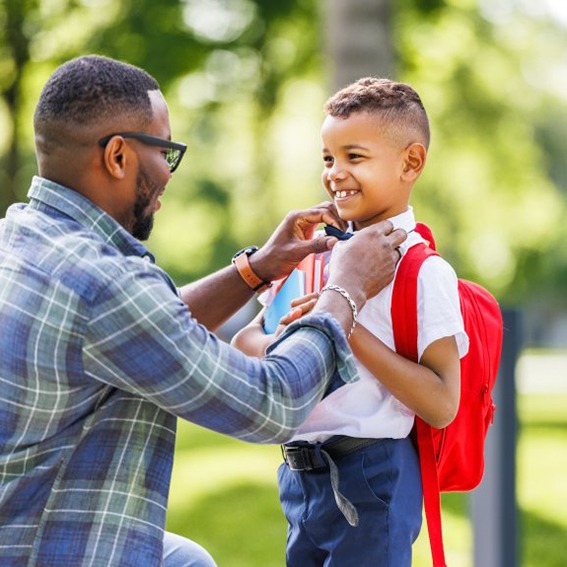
[283,443,324,471]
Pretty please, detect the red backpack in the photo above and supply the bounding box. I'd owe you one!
[391,223,503,567]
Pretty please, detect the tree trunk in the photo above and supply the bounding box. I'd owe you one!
[1,0,34,216]
[324,0,393,94]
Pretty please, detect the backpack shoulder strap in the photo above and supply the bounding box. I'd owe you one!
[391,242,437,360]
[415,420,447,567]
[391,241,448,567]
[415,222,437,251]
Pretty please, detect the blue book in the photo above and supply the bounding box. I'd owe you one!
[263,269,305,334]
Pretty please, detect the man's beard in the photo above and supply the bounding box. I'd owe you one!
[132,166,160,241]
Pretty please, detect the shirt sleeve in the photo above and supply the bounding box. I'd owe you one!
[82,262,358,444]
[417,256,469,361]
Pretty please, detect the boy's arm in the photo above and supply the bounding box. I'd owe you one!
[349,324,460,429]
[231,293,320,357]
[230,309,273,357]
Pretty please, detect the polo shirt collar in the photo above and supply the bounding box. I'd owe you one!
[346,206,417,234]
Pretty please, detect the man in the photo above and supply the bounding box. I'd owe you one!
[0,55,406,566]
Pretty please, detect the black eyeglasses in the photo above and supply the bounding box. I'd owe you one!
[98,132,187,173]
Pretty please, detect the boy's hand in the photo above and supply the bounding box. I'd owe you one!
[277,292,319,328]
[249,201,346,283]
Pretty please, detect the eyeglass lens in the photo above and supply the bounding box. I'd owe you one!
[166,149,180,172]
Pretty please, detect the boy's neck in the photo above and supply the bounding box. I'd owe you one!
[352,206,411,232]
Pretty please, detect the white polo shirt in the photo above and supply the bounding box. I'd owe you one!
[290,207,469,443]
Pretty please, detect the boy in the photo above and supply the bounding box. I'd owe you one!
[231,77,469,566]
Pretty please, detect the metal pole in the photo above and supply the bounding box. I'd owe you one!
[470,308,522,567]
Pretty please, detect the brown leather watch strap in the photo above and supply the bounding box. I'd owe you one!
[233,252,271,293]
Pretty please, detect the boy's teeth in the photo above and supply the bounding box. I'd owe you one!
[336,190,355,198]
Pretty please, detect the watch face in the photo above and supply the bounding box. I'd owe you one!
[232,245,259,261]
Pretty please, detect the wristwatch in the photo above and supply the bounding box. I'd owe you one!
[232,246,272,293]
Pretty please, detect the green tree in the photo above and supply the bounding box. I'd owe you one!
[0,0,324,284]
[0,0,37,214]
[1,0,566,311]
[395,0,566,309]
[322,0,567,310]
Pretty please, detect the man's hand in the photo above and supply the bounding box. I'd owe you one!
[250,201,345,283]
[325,221,407,311]
[180,202,343,331]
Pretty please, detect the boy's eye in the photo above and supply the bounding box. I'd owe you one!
[348,153,363,160]
[323,155,334,165]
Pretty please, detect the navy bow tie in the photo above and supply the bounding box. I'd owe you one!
[324,225,353,240]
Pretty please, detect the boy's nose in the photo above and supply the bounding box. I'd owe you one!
[329,164,347,181]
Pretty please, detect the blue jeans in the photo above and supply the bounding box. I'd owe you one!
[163,531,217,567]
[278,437,422,567]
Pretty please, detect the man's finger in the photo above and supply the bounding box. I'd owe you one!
[309,235,336,254]
[295,202,344,230]
[387,227,408,248]
[365,219,395,237]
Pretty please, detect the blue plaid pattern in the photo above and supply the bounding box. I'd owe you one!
[0,177,357,566]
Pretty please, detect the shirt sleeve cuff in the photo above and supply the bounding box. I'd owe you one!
[266,312,359,388]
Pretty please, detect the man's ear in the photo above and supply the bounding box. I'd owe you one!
[101,137,130,179]
[401,142,427,181]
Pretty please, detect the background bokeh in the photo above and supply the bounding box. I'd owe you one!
[3,0,567,325]
[1,1,566,565]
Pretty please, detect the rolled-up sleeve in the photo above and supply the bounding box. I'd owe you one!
[83,265,358,444]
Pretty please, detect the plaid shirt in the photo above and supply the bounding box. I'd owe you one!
[0,177,357,566]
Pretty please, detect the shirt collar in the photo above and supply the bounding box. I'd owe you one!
[346,206,417,234]
[387,206,416,233]
[27,176,155,262]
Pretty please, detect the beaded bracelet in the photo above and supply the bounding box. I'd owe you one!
[319,284,358,339]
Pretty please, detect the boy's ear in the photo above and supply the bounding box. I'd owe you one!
[401,142,427,181]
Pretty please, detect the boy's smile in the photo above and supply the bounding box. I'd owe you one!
[320,110,416,230]
[334,190,360,201]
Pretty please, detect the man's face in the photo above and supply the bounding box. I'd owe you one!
[131,163,160,240]
[125,90,173,240]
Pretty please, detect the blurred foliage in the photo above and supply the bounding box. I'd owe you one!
[393,0,567,307]
[1,0,567,312]
[0,0,324,285]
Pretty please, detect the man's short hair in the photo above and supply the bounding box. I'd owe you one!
[34,55,160,132]
[324,77,430,149]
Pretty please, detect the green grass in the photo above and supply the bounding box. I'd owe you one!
[166,393,567,566]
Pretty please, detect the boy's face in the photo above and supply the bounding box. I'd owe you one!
[320,110,411,230]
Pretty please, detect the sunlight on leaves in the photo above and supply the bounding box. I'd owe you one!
[31,0,120,61]
[148,199,224,277]
[182,0,256,43]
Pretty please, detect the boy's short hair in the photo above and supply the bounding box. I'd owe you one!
[324,77,430,149]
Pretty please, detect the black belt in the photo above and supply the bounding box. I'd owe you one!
[282,436,380,472]
[281,436,381,526]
